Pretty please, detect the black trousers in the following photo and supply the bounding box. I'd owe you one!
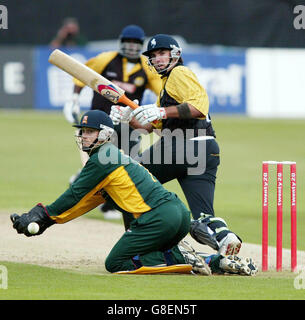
[112,123,141,156]
[136,136,220,220]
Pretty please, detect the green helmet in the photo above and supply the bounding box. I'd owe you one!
[74,110,114,153]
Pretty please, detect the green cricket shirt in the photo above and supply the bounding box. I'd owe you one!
[46,142,174,223]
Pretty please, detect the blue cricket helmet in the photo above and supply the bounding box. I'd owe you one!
[143,34,181,56]
[120,25,145,43]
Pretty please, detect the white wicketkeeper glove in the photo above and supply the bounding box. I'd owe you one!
[63,93,80,124]
[110,99,138,125]
[130,104,167,125]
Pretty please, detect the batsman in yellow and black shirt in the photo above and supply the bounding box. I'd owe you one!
[111,34,242,255]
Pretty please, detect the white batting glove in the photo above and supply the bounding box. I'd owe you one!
[63,93,80,124]
[110,99,138,125]
[110,105,132,125]
[130,104,167,125]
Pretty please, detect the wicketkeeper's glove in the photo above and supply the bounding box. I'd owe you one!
[10,203,55,237]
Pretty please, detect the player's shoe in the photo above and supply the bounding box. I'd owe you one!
[219,255,258,276]
[218,233,242,255]
[103,210,121,220]
[101,207,122,220]
[178,240,212,276]
[69,169,82,185]
[99,203,121,220]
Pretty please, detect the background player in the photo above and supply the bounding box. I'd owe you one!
[64,24,162,219]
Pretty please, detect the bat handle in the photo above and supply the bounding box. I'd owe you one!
[118,94,139,110]
[117,94,158,125]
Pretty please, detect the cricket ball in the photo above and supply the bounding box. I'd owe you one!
[27,222,40,235]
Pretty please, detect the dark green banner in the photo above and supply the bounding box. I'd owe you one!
[0,47,34,109]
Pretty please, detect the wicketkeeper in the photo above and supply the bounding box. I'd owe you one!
[10,110,257,275]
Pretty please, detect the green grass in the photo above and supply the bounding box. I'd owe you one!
[210,117,305,250]
[1,110,80,210]
[1,110,304,300]
[0,261,303,300]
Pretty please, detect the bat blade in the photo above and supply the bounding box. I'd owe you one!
[48,49,128,106]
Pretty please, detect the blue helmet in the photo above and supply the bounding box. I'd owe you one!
[119,25,145,44]
[119,25,145,59]
[143,34,182,74]
[143,34,181,57]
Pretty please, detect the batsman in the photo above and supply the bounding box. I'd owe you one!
[10,110,257,276]
[111,34,243,256]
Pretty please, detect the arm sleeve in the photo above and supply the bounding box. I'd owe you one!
[165,66,209,117]
[46,158,110,223]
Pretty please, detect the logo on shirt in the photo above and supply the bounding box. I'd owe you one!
[134,76,145,87]
[106,71,118,78]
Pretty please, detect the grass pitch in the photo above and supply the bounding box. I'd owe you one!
[1,110,304,300]
[0,262,303,300]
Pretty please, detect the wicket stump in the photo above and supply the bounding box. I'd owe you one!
[262,161,297,272]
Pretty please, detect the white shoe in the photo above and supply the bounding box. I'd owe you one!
[178,240,212,276]
[103,209,121,220]
[218,233,241,256]
[219,255,258,276]
[69,169,82,185]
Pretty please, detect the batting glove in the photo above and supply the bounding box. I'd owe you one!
[63,93,80,124]
[130,104,167,125]
[110,99,138,125]
[10,203,55,237]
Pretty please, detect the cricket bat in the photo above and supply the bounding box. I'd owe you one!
[48,49,140,110]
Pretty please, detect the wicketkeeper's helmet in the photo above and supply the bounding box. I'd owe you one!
[73,110,114,153]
